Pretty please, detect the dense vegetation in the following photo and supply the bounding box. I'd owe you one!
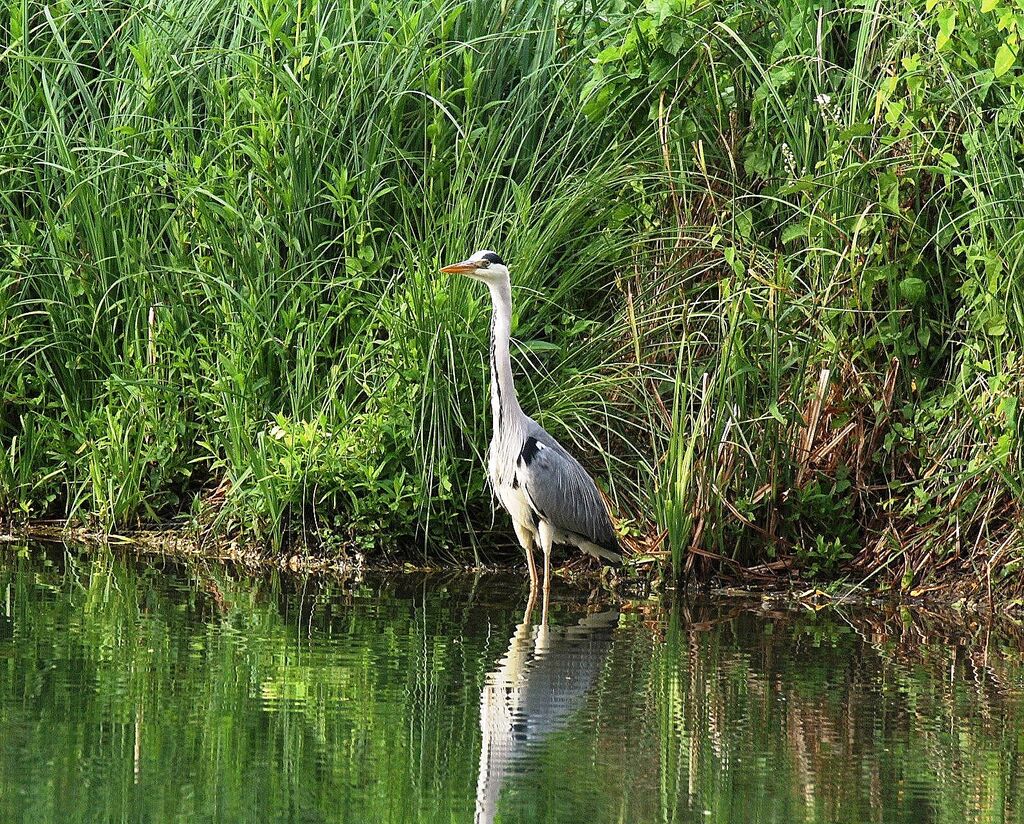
[2,0,1023,593]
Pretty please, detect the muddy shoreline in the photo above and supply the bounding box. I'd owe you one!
[4,522,1022,621]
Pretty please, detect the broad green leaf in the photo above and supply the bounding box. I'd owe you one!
[781,222,809,244]
[899,277,927,304]
[986,317,1007,336]
[735,208,753,241]
[839,122,873,141]
[644,0,677,25]
[521,340,561,353]
[936,8,956,50]
[878,171,901,213]
[723,246,745,276]
[995,42,1016,77]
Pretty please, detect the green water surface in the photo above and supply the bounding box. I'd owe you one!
[0,546,1022,823]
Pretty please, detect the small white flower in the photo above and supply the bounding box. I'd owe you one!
[780,142,798,178]
[815,92,843,124]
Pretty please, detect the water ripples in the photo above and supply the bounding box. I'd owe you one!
[0,548,1022,823]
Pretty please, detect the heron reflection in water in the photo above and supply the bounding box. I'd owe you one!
[474,594,618,823]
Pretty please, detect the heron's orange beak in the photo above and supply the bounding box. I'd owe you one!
[440,259,476,274]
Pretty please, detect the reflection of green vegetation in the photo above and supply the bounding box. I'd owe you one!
[0,549,496,822]
[652,606,1024,824]
[1,549,1023,823]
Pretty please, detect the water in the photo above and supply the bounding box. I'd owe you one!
[1,546,1023,823]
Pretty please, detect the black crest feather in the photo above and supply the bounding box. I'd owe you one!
[482,251,505,266]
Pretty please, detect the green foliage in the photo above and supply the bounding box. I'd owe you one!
[588,0,1024,580]
[2,0,1024,583]
[0,0,655,555]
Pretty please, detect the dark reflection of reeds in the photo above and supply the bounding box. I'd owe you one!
[651,600,1024,824]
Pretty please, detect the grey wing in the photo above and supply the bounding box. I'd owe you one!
[516,428,619,555]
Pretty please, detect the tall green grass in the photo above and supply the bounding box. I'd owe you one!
[0,0,661,554]
[2,0,1023,588]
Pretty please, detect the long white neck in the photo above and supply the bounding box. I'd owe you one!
[488,277,522,431]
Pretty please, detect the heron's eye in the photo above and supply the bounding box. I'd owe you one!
[478,259,490,269]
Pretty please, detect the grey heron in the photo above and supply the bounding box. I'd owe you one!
[440,250,622,601]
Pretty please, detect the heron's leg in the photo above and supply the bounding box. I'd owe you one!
[526,547,539,591]
[537,521,554,627]
[512,522,539,592]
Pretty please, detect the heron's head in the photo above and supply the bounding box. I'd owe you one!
[439,250,509,285]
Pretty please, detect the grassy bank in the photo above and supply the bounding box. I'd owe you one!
[2,0,1023,598]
